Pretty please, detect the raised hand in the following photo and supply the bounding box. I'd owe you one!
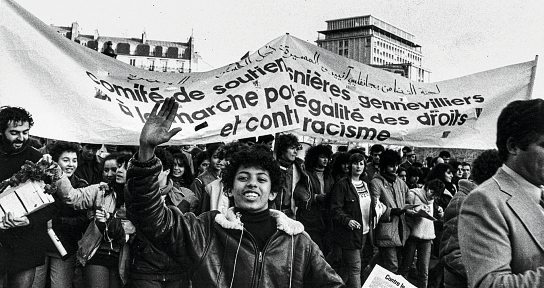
[139,97,182,161]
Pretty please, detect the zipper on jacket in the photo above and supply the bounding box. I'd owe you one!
[253,231,280,288]
[305,174,312,210]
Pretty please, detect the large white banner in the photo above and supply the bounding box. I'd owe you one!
[0,0,537,148]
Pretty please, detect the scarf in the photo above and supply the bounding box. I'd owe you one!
[382,172,397,184]
[277,157,294,169]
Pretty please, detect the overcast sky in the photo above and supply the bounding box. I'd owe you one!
[16,0,544,97]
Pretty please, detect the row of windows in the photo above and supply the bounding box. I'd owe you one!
[79,40,187,59]
[373,57,396,65]
[373,47,413,65]
[126,58,188,73]
[328,16,370,30]
[375,39,421,63]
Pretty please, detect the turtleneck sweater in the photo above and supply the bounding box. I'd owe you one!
[235,208,276,251]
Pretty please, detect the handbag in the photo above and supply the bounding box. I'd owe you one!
[77,191,117,266]
[77,221,103,266]
[375,216,402,247]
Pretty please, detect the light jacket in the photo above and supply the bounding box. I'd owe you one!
[126,155,344,288]
[205,178,230,214]
[370,174,410,247]
[405,188,439,240]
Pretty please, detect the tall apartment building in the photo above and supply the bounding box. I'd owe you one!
[52,22,198,73]
[316,15,430,82]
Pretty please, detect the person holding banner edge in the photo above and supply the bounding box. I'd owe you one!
[125,97,344,287]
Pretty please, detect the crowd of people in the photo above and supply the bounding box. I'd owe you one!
[1,96,544,288]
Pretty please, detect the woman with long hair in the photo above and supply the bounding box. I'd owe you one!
[170,152,194,189]
[82,153,132,288]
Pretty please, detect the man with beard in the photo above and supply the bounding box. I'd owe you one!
[0,106,42,181]
[0,106,45,288]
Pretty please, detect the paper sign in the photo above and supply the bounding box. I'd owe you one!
[363,264,416,288]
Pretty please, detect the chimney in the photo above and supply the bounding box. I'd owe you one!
[71,22,79,41]
[93,29,99,40]
[142,31,147,44]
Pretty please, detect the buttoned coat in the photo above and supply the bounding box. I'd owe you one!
[459,168,544,288]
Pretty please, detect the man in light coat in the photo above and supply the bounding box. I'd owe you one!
[459,98,544,287]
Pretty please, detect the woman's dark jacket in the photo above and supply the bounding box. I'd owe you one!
[330,177,376,250]
[294,169,334,234]
[47,175,91,257]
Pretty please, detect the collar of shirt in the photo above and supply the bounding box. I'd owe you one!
[502,164,543,205]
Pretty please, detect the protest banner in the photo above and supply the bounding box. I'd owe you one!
[362,264,416,288]
[0,0,538,148]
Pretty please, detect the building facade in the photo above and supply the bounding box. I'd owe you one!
[316,15,430,82]
[53,22,198,73]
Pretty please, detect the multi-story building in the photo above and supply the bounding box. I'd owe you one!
[52,22,198,73]
[316,15,430,82]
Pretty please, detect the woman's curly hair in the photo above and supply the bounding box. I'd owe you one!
[49,141,80,163]
[222,145,281,193]
[304,144,333,171]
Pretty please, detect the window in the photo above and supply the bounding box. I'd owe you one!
[129,59,136,66]
[117,43,130,54]
[338,39,349,57]
[136,44,150,56]
[148,59,155,71]
[161,59,168,72]
[154,46,163,57]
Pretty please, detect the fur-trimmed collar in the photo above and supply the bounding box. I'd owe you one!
[214,207,304,235]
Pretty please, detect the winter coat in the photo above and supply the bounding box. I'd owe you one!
[130,180,197,281]
[125,155,344,288]
[369,174,410,247]
[330,177,383,249]
[294,169,333,233]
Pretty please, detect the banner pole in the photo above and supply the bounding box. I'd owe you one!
[527,55,539,99]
